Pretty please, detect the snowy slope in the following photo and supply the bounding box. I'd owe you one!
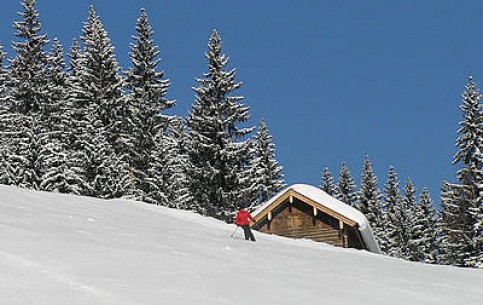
[0,186,482,305]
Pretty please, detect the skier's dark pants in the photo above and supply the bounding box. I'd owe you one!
[241,225,256,242]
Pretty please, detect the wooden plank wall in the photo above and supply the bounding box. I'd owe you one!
[258,200,349,248]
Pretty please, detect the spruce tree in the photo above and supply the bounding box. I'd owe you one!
[147,117,192,208]
[9,0,49,189]
[0,48,25,187]
[401,178,417,260]
[320,166,337,196]
[440,182,467,265]
[441,76,483,267]
[64,39,92,195]
[67,6,125,197]
[434,208,446,265]
[80,6,125,155]
[144,127,169,205]
[411,187,439,263]
[38,39,65,187]
[186,29,255,222]
[470,201,483,268]
[7,115,41,189]
[337,162,357,206]
[70,43,123,199]
[246,119,285,209]
[39,39,81,193]
[357,157,385,248]
[0,46,8,114]
[0,46,14,185]
[383,165,403,256]
[124,8,174,202]
[90,123,124,199]
[164,118,193,209]
[10,0,49,114]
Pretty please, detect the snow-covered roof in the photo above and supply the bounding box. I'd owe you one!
[252,184,381,253]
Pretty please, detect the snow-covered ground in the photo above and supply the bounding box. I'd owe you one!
[0,185,481,305]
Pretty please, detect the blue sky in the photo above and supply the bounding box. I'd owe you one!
[2,0,483,203]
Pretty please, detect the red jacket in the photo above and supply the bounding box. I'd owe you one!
[235,210,255,226]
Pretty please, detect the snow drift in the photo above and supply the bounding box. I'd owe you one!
[0,185,482,305]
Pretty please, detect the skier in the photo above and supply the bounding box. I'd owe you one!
[235,209,256,242]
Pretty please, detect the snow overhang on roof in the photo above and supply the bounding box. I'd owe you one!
[252,184,381,254]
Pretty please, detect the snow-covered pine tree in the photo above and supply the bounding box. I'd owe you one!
[0,65,25,186]
[0,45,6,99]
[0,118,11,184]
[90,122,124,199]
[147,117,192,208]
[164,118,193,210]
[10,0,49,114]
[80,6,126,158]
[39,38,81,193]
[410,187,439,263]
[70,38,124,199]
[440,181,467,265]
[67,6,125,197]
[440,76,483,268]
[400,178,417,260]
[8,0,50,190]
[39,38,66,190]
[320,166,337,196]
[457,76,483,269]
[470,199,483,268]
[124,8,174,201]
[356,157,385,248]
[67,39,82,76]
[44,39,67,120]
[66,98,98,197]
[245,119,285,209]
[383,165,403,256]
[186,29,255,222]
[0,46,14,185]
[144,128,169,206]
[63,39,93,195]
[0,46,7,114]
[337,162,357,207]
[434,206,446,265]
[6,114,43,189]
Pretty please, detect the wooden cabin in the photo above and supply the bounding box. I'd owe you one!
[251,184,380,253]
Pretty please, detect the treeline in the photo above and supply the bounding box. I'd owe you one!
[0,0,285,222]
[321,161,440,264]
[321,77,483,269]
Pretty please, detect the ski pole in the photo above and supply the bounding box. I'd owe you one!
[230,225,239,238]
